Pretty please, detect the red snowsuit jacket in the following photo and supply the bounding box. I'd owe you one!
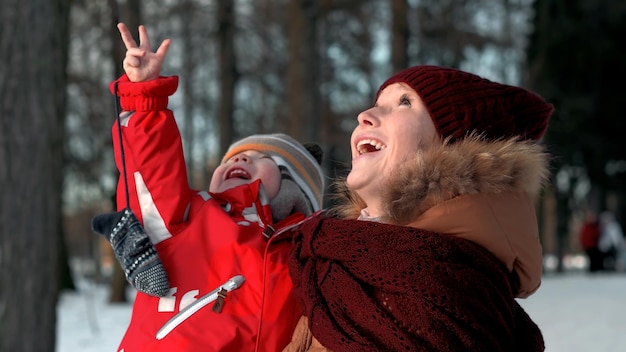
[111,74,301,352]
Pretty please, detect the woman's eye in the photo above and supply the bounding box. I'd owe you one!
[399,94,411,106]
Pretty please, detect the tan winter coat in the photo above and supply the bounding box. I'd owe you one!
[283,136,550,352]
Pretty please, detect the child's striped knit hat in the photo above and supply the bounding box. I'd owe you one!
[222,133,324,217]
[376,65,554,142]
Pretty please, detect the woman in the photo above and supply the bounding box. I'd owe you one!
[284,65,553,352]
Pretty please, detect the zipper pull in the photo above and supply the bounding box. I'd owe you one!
[212,288,228,313]
[157,275,245,340]
[263,225,275,238]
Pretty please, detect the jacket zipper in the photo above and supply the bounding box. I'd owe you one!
[156,275,245,340]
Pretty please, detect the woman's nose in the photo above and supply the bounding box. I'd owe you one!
[357,109,378,126]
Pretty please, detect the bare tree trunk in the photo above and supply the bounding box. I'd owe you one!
[286,0,321,142]
[390,0,409,73]
[107,0,143,303]
[0,0,71,350]
[217,0,237,156]
[58,222,76,291]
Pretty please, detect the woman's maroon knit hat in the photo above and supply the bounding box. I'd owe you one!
[376,65,554,142]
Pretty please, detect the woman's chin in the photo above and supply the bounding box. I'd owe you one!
[346,175,374,200]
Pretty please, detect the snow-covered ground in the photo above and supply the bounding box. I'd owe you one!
[520,271,626,352]
[56,280,132,352]
[56,270,626,352]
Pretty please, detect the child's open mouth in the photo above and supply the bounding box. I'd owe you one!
[226,168,251,180]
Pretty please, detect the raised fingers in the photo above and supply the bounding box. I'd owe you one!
[117,23,138,50]
[138,25,152,51]
[155,39,172,61]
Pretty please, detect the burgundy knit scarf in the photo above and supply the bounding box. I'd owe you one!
[288,214,544,352]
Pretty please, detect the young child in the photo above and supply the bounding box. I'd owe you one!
[94,23,325,352]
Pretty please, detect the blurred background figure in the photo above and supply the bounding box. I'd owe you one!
[598,211,626,272]
[579,210,602,273]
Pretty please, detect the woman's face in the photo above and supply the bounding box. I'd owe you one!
[210,150,281,198]
[347,82,441,216]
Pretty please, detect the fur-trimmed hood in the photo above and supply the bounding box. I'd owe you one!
[334,135,550,224]
[332,136,551,298]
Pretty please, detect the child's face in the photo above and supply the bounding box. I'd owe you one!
[209,150,282,198]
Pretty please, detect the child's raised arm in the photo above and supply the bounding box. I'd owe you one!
[117,22,171,82]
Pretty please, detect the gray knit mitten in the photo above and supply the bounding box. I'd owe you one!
[270,176,312,221]
[91,208,170,297]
